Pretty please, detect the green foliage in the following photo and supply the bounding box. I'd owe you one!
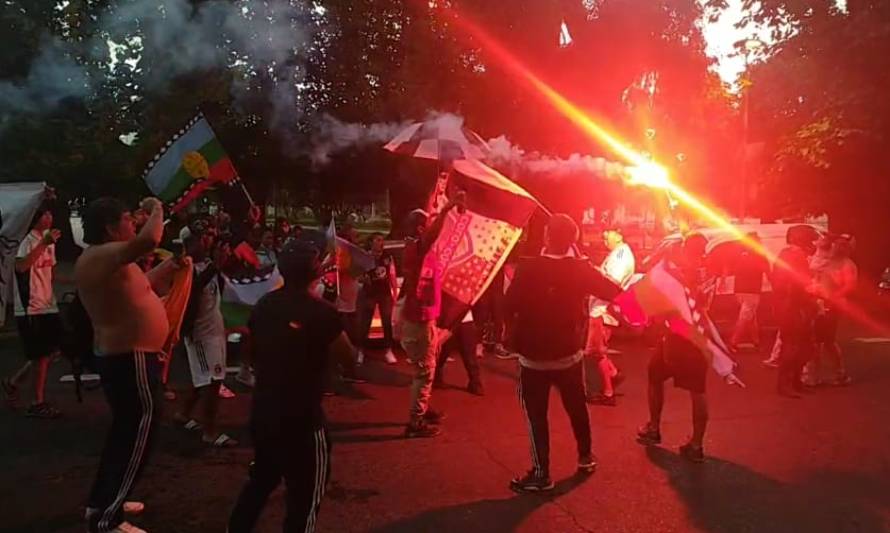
[1,0,731,211]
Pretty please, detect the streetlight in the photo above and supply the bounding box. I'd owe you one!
[741,38,764,220]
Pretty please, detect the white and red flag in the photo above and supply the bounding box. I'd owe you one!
[614,259,739,379]
[431,159,540,328]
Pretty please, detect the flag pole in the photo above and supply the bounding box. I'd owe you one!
[201,109,255,208]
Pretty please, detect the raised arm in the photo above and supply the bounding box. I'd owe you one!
[81,198,165,280]
[419,191,466,255]
[121,198,165,265]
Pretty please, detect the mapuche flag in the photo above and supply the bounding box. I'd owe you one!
[143,114,238,212]
[325,220,375,279]
[221,266,283,329]
[613,259,737,377]
[433,159,540,328]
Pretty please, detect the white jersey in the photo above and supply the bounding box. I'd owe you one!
[191,262,225,341]
[590,243,635,322]
[602,243,635,288]
[13,230,58,316]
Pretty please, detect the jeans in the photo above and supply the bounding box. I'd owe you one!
[518,361,591,478]
[401,319,439,424]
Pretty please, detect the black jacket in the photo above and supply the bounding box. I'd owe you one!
[505,255,621,363]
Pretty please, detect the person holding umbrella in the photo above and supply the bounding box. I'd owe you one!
[399,192,466,439]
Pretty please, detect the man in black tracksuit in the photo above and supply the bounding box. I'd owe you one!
[504,214,621,492]
[228,241,357,533]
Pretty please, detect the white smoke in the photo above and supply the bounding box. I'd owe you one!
[310,114,413,166]
[309,110,471,166]
[0,40,93,122]
[1,0,312,134]
[308,111,631,180]
[486,135,629,180]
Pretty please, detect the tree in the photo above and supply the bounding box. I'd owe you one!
[726,0,890,272]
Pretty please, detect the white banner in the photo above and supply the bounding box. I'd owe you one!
[0,183,46,327]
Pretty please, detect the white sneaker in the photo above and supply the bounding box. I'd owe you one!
[235,368,255,388]
[218,384,236,399]
[384,349,398,365]
[356,350,365,366]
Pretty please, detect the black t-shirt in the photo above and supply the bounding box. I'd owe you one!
[364,253,395,296]
[248,288,343,436]
[734,250,769,294]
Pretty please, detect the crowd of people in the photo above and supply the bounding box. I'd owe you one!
[0,185,862,532]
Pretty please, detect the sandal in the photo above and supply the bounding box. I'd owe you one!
[25,402,61,419]
[173,413,202,431]
[2,378,19,407]
[203,433,238,448]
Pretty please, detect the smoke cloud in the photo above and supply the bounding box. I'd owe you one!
[308,111,631,179]
[309,111,476,166]
[0,40,93,124]
[485,135,629,180]
[310,114,413,166]
[1,0,312,134]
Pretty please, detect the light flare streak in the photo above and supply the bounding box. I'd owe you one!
[440,5,889,335]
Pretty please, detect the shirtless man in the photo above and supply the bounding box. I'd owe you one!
[77,197,174,533]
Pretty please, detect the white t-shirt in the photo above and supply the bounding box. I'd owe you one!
[13,230,58,316]
[191,262,226,341]
[602,243,635,288]
[590,243,635,322]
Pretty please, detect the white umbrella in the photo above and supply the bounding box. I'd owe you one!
[384,118,490,162]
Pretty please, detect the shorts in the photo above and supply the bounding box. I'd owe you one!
[649,334,708,394]
[184,336,227,388]
[16,313,62,360]
[814,309,839,344]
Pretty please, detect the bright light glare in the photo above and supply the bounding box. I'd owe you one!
[438,3,890,335]
[626,163,670,189]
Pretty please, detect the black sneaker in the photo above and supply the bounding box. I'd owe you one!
[510,470,554,493]
[636,423,661,445]
[586,393,617,407]
[577,454,598,474]
[422,409,446,425]
[679,442,705,463]
[404,421,441,439]
[25,402,60,419]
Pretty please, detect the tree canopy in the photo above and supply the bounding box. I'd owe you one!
[3,0,889,270]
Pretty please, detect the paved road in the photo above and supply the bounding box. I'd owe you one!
[2,325,890,533]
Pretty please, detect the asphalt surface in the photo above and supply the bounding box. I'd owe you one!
[1,322,890,533]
